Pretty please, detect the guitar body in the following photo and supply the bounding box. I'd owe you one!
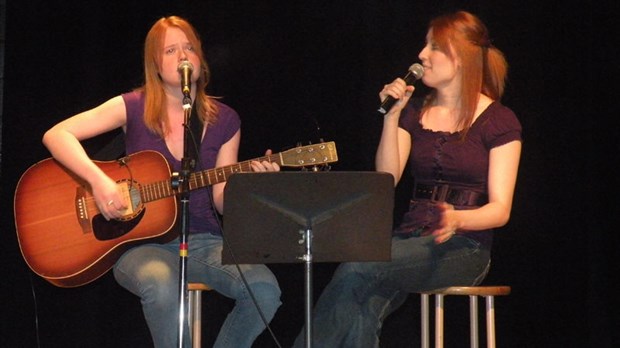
[13,142,338,287]
[14,151,177,287]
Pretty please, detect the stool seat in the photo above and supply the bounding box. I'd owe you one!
[188,282,211,292]
[420,285,511,348]
[188,282,212,348]
[422,286,511,297]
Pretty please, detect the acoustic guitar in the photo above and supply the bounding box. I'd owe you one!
[14,142,338,287]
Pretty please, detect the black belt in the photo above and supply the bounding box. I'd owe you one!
[413,183,487,207]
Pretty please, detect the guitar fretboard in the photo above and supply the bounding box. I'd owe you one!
[139,154,279,203]
[131,141,337,204]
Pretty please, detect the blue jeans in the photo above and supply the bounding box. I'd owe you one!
[113,233,281,348]
[293,234,490,348]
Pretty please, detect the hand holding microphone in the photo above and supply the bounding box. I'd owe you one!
[378,63,424,114]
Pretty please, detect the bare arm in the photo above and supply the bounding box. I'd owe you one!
[211,129,281,214]
[375,78,415,186]
[211,129,241,214]
[42,95,128,219]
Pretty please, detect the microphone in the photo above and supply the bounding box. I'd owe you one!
[377,63,425,114]
[177,60,194,97]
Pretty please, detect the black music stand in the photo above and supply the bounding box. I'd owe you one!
[222,171,394,348]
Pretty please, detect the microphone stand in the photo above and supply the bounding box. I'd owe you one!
[176,93,194,348]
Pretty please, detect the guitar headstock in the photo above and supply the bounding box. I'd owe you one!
[280,142,338,168]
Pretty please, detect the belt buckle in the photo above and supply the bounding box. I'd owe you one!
[430,184,449,202]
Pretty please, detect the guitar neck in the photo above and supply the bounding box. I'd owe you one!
[138,156,274,204]
[139,141,337,204]
[189,154,279,190]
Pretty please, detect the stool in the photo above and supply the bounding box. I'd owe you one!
[188,282,212,348]
[420,286,511,348]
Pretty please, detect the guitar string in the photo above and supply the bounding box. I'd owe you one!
[82,159,267,213]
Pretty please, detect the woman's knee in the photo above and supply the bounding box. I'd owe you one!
[240,269,282,313]
[113,246,177,294]
[249,281,282,308]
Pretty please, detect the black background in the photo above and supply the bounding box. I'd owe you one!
[2,1,618,347]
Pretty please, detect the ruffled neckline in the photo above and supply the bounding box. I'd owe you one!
[417,101,497,135]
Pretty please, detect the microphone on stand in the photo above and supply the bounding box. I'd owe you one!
[178,60,194,98]
[377,63,425,114]
[175,58,195,348]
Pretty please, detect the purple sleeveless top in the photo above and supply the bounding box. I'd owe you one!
[122,90,240,235]
[397,100,522,247]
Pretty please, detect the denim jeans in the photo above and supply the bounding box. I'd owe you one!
[293,234,490,348]
[113,233,281,348]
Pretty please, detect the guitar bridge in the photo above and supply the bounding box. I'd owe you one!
[75,186,92,234]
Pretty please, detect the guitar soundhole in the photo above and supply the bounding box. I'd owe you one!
[92,180,146,241]
[92,210,146,240]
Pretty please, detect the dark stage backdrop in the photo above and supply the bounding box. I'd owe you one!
[1,1,618,347]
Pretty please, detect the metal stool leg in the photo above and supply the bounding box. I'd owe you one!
[188,289,203,348]
[421,293,430,348]
[188,283,211,348]
[435,294,445,348]
[469,295,479,348]
[485,295,496,348]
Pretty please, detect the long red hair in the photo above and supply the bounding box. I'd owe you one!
[140,16,218,137]
[423,11,508,137]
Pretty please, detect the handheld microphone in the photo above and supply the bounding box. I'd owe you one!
[377,63,425,114]
[177,60,194,97]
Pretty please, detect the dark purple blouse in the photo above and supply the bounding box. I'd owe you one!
[122,90,240,235]
[396,100,522,247]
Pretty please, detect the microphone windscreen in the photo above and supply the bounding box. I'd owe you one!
[177,60,194,72]
[408,63,425,80]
